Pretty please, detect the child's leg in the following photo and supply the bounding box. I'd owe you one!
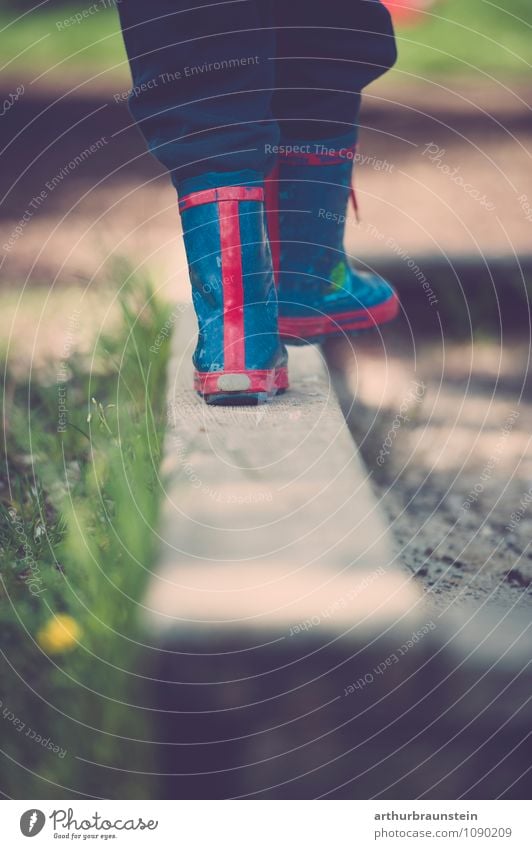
[272,0,396,142]
[267,0,399,344]
[118,0,287,404]
[118,0,279,187]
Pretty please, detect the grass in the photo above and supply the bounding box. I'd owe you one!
[392,0,532,79]
[0,271,172,798]
[1,2,128,86]
[0,1,531,83]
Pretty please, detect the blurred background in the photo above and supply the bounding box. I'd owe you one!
[1,0,531,798]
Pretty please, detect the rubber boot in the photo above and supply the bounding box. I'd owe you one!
[265,135,399,345]
[179,175,288,403]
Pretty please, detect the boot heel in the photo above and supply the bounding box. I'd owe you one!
[194,366,288,405]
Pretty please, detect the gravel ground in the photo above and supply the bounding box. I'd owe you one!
[327,331,532,611]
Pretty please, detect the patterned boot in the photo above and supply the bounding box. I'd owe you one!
[179,176,288,403]
[265,135,399,345]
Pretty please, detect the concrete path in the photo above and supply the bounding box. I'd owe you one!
[146,307,420,638]
[144,308,530,799]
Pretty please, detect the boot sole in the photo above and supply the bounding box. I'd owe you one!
[194,367,289,405]
[279,291,399,345]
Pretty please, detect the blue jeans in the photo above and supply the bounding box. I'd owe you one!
[118,0,396,190]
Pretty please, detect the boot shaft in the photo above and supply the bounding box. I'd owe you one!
[278,136,358,243]
[179,178,288,402]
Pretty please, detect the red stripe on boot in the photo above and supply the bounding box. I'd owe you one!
[265,164,280,287]
[218,199,245,371]
[179,186,263,211]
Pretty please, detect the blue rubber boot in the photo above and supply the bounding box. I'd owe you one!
[179,173,288,405]
[265,134,399,345]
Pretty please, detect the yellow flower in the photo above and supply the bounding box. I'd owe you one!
[37,614,81,654]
